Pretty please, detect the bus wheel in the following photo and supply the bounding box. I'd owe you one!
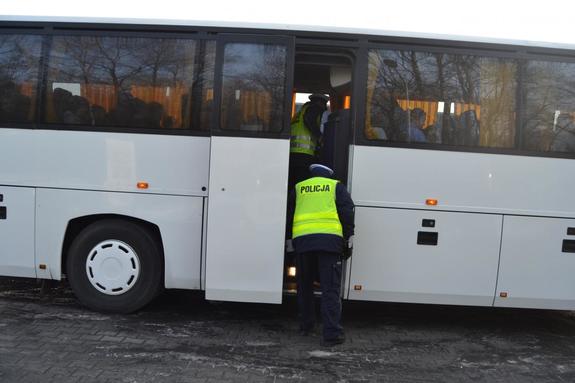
[66,219,163,313]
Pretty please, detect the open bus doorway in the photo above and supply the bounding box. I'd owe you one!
[283,44,356,293]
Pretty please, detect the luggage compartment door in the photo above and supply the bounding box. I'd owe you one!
[495,215,575,309]
[0,186,36,278]
[347,207,503,306]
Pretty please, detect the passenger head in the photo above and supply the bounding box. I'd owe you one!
[309,163,334,178]
[410,108,426,126]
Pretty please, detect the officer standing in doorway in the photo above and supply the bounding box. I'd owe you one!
[288,93,329,190]
[287,163,355,346]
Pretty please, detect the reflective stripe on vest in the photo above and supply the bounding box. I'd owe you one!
[292,177,343,239]
[290,104,318,156]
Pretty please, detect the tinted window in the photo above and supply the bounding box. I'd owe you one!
[221,43,287,132]
[365,49,517,148]
[46,35,215,130]
[522,60,575,154]
[0,34,42,124]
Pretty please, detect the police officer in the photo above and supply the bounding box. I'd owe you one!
[288,93,329,190]
[288,163,355,346]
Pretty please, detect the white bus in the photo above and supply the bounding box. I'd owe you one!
[1,15,575,313]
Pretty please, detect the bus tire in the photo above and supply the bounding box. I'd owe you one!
[66,219,163,313]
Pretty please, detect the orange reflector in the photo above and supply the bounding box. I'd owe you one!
[137,182,149,189]
[39,264,47,270]
[344,95,351,109]
[426,199,438,206]
[500,292,508,298]
[288,267,296,277]
[354,285,362,291]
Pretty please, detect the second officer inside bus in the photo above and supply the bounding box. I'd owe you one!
[288,163,355,347]
[288,93,329,189]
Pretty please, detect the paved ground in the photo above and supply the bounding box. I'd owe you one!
[2,278,575,382]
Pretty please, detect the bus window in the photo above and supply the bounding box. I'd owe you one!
[0,34,42,124]
[45,35,215,131]
[522,60,575,155]
[220,42,287,133]
[365,49,517,149]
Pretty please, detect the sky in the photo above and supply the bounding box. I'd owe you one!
[1,0,575,47]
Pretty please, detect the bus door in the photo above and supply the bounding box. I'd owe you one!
[205,35,294,303]
[285,43,358,292]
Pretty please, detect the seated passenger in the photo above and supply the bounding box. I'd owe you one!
[457,110,480,146]
[67,95,91,125]
[441,114,458,145]
[0,80,31,122]
[91,105,108,126]
[399,108,426,143]
[146,102,164,129]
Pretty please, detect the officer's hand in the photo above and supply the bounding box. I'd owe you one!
[285,239,294,253]
[342,236,353,260]
[347,235,354,249]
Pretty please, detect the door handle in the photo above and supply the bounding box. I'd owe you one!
[417,231,438,246]
[563,239,575,253]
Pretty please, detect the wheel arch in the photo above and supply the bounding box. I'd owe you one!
[61,214,165,280]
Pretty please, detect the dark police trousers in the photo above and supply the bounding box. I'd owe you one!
[296,250,343,340]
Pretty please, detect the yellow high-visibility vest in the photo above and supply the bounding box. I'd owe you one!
[293,177,343,239]
[290,104,318,156]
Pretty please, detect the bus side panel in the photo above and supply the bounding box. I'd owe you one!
[351,146,575,218]
[0,129,209,197]
[495,216,575,310]
[347,207,502,306]
[35,189,203,290]
[0,186,36,278]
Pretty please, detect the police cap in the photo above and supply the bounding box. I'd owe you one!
[309,163,334,177]
[308,93,329,103]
